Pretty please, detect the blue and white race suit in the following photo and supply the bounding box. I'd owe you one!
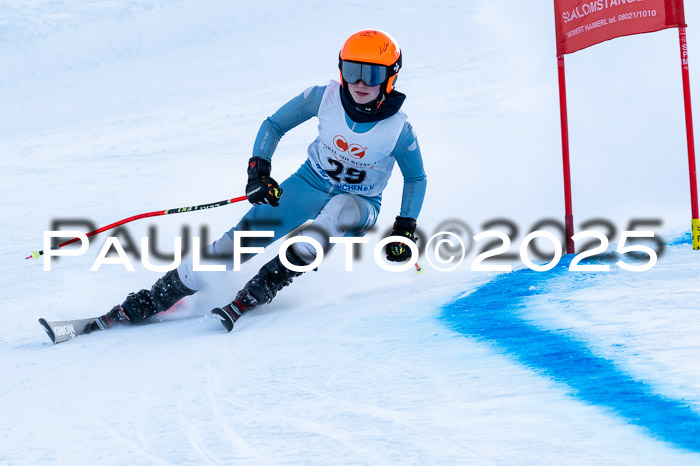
[178,80,427,290]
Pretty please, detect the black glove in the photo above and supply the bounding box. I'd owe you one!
[386,216,418,262]
[246,157,282,207]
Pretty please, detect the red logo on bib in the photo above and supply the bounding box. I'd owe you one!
[334,135,349,152]
[333,135,366,159]
[347,144,365,159]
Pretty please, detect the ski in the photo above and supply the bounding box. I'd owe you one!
[38,317,101,344]
[211,303,243,333]
[39,304,238,344]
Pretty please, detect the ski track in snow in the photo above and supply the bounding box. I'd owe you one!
[204,352,265,462]
[218,342,494,464]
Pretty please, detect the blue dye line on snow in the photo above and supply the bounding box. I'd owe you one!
[442,252,700,453]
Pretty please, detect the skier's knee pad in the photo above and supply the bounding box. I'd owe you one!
[290,240,318,265]
[290,194,366,264]
[283,244,311,268]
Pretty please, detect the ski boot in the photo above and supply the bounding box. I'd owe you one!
[85,304,131,334]
[212,248,306,332]
[86,269,196,334]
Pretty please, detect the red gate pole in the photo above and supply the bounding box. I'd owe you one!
[679,28,700,250]
[557,54,575,254]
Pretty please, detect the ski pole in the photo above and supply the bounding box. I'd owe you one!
[26,196,248,259]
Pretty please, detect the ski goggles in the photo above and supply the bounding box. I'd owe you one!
[339,61,390,87]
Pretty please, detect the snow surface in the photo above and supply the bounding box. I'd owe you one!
[1,0,700,464]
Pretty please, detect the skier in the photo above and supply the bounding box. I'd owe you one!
[90,29,427,333]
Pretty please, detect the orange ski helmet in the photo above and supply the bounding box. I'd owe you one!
[338,29,402,95]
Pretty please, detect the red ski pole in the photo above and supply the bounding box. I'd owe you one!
[26,196,247,259]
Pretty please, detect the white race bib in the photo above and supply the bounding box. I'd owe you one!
[307,80,406,197]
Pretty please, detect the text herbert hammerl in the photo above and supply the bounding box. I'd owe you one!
[566,8,658,39]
